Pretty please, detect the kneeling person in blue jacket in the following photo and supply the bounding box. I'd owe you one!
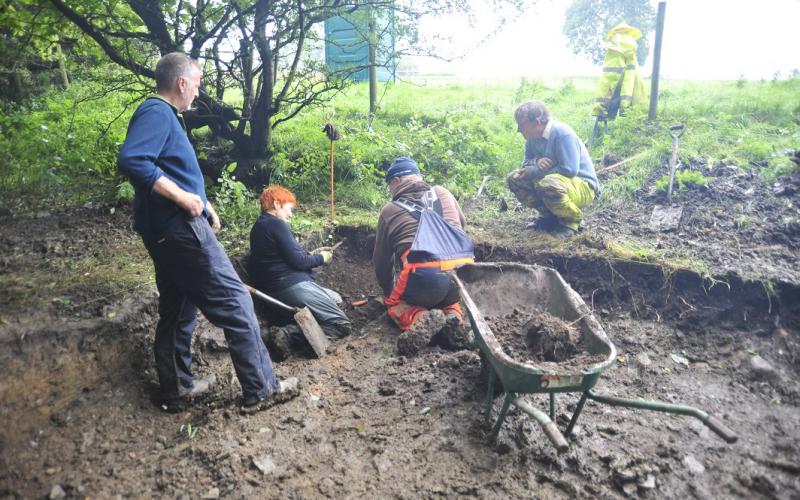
[507,100,600,237]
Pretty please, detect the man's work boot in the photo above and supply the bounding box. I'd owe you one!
[264,326,291,361]
[241,377,300,413]
[525,216,559,231]
[322,322,352,339]
[549,224,578,238]
[159,374,216,411]
[397,309,447,357]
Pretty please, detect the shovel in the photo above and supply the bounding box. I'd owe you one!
[245,284,329,358]
[309,239,345,255]
[648,124,686,232]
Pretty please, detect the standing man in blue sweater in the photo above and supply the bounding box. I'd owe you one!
[507,100,600,237]
[118,52,297,411]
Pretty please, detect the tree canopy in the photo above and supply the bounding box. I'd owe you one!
[3,0,523,185]
[563,0,655,66]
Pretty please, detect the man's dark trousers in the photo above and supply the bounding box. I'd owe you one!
[144,215,278,400]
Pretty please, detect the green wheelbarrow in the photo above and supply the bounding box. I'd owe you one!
[454,262,737,453]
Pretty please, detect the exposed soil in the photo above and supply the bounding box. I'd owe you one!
[1,184,799,499]
[489,309,608,372]
[590,162,800,284]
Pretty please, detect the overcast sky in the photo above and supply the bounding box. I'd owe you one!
[410,0,800,80]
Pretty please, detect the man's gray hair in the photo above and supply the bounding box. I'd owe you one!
[514,100,550,125]
[155,52,199,91]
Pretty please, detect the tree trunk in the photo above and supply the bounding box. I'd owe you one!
[251,0,274,155]
[232,157,272,189]
[10,70,26,101]
[54,44,69,89]
[368,17,377,114]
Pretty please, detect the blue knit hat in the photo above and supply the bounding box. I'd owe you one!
[385,157,420,182]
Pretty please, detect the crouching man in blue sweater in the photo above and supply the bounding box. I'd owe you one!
[507,100,600,237]
[117,52,298,411]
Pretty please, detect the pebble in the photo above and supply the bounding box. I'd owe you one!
[683,455,705,475]
[749,355,778,381]
[638,474,656,490]
[252,455,277,476]
[49,485,66,500]
[635,352,652,368]
[201,487,220,499]
[622,483,638,496]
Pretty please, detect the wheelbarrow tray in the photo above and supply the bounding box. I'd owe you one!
[454,262,737,449]
[455,262,616,394]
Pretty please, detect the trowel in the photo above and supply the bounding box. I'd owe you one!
[648,124,686,232]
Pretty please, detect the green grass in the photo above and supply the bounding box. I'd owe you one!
[3,75,798,233]
[270,76,799,213]
[655,169,710,193]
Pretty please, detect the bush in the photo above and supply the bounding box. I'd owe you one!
[0,81,135,208]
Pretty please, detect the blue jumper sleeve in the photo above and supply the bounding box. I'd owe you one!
[274,220,324,271]
[524,140,536,162]
[552,132,581,178]
[117,105,170,193]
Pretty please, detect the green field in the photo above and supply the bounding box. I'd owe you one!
[2,76,798,229]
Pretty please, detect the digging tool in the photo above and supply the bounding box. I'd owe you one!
[665,124,686,202]
[462,175,491,213]
[587,117,608,151]
[323,123,341,224]
[245,284,329,357]
[596,151,646,175]
[648,123,686,232]
[310,239,345,255]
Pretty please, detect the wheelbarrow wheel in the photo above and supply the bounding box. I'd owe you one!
[478,351,504,398]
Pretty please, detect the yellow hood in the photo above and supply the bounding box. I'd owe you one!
[605,22,642,41]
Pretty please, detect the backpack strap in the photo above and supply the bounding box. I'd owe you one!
[394,188,443,218]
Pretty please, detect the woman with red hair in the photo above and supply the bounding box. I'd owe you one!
[248,185,351,357]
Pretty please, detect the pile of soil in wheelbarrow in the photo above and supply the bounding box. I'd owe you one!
[488,309,607,372]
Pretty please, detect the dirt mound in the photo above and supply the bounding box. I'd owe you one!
[524,311,580,361]
[489,309,607,371]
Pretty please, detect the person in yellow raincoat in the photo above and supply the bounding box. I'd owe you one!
[593,22,647,119]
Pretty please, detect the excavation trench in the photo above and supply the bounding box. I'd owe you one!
[1,225,799,498]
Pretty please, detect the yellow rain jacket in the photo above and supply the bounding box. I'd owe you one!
[592,23,647,118]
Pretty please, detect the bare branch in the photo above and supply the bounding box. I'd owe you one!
[47,0,155,78]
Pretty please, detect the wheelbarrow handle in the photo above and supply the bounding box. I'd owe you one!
[669,123,685,140]
[245,284,297,314]
[542,421,570,453]
[704,415,738,444]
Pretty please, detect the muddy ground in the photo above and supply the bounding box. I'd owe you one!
[1,162,799,499]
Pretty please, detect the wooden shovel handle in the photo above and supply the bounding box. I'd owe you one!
[244,285,297,313]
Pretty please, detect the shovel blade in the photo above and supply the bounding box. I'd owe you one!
[294,307,329,358]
